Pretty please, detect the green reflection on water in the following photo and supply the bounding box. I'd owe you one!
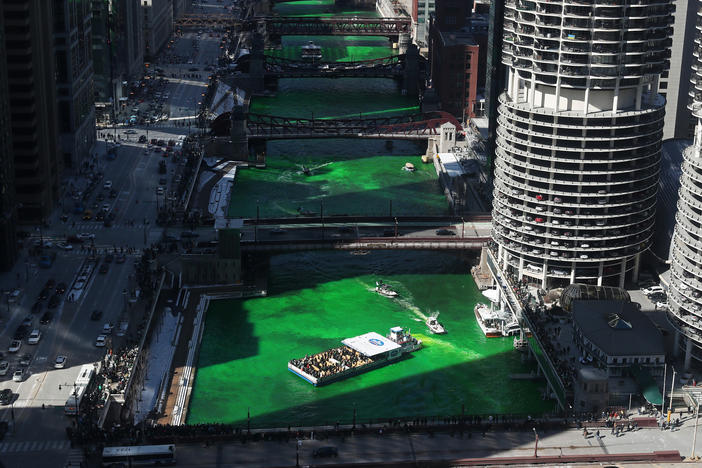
[187,252,553,426]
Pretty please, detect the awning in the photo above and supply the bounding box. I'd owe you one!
[630,364,663,406]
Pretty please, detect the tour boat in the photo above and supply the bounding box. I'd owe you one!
[375,280,398,298]
[287,327,422,386]
[426,312,446,334]
[301,41,322,60]
[474,303,513,338]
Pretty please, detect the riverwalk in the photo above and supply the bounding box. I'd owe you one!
[167,416,701,467]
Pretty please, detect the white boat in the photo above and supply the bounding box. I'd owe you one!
[503,320,521,337]
[375,280,398,298]
[474,303,513,338]
[402,162,415,172]
[426,312,446,334]
[301,41,322,60]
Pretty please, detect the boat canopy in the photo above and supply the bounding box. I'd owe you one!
[476,305,510,322]
[342,332,401,357]
[482,288,499,303]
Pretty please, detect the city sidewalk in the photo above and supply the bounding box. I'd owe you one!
[171,420,701,467]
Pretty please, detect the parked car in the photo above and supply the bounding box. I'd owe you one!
[0,361,8,377]
[103,180,113,189]
[642,285,665,296]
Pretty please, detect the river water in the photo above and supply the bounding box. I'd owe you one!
[187,0,553,427]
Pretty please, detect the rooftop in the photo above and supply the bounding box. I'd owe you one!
[342,332,401,357]
[572,300,664,357]
[438,29,477,48]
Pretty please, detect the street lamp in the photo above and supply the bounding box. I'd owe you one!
[533,427,538,457]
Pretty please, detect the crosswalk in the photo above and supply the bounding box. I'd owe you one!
[0,439,70,453]
[69,221,151,231]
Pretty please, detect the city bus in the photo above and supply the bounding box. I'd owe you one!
[75,364,95,387]
[101,444,176,467]
[64,385,86,415]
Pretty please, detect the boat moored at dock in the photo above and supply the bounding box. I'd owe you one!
[474,303,518,338]
[288,327,421,386]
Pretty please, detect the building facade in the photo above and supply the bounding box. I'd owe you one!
[143,0,173,61]
[490,0,673,288]
[0,1,17,271]
[660,0,696,140]
[1,0,62,223]
[54,0,97,170]
[92,0,144,115]
[172,0,192,18]
[666,6,702,368]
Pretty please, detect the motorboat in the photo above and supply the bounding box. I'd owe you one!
[402,162,415,172]
[474,303,513,338]
[426,312,446,334]
[375,280,398,298]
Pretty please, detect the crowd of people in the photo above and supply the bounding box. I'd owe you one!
[290,346,373,380]
[101,344,141,395]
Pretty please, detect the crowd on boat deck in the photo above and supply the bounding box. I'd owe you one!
[291,346,374,379]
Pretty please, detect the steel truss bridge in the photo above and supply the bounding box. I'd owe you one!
[174,15,411,37]
[264,55,405,79]
[242,112,463,140]
[262,16,410,37]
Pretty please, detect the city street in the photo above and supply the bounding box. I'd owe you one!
[0,9,226,467]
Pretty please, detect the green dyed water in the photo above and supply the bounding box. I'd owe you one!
[189,1,553,427]
[187,251,553,427]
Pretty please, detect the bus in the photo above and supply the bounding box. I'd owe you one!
[75,364,95,387]
[64,385,86,415]
[101,444,176,467]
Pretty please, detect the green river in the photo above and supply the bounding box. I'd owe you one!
[187,0,553,427]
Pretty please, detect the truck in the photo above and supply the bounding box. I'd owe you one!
[159,160,167,174]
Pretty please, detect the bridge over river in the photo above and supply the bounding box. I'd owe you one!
[264,55,406,80]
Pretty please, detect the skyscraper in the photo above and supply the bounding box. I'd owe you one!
[491,0,673,288]
[54,0,97,170]
[143,0,174,61]
[0,1,18,271]
[666,6,702,368]
[1,0,62,223]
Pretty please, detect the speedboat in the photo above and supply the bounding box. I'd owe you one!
[426,312,446,334]
[402,162,415,172]
[375,280,398,298]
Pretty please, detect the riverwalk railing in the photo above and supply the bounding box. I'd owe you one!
[484,247,567,409]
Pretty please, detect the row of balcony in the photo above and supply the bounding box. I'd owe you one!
[499,92,666,119]
[499,111,664,140]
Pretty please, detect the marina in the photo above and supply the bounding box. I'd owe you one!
[288,327,421,386]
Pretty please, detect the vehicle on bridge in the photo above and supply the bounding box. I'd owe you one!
[101,444,176,467]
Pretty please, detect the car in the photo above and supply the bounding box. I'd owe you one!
[656,301,668,309]
[103,180,113,189]
[535,217,545,223]
[39,287,51,300]
[138,135,148,143]
[57,242,73,250]
[102,323,114,335]
[90,309,103,321]
[95,212,105,221]
[109,189,118,198]
[8,340,21,353]
[0,388,12,405]
[99,263,109,274]
[27,329,41,345]
[77,232,95,241]
[48,294,61,309]
[82,210,93,220]
[44,278,56,289]
[54,355,67,369]
[435,229,456,236]
[12,369,24,382]
[0,361,8,377]
[13,326,30,341]
[642,285,665,296]
[95,335,107,347]
[39,311,53,325]
[124,129,137,134]
[312,446,338,458]
[21,316,33,328]
[18,353,31,367]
